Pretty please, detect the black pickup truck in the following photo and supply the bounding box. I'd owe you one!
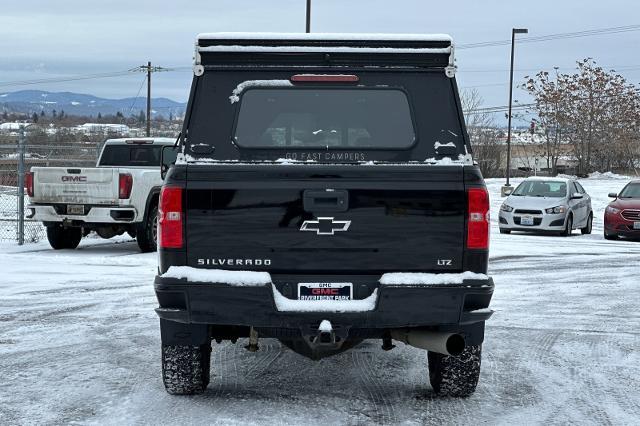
[155,33,494,397]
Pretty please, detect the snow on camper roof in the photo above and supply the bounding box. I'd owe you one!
[196,32,453,54]
[194,32,456,75]
[197,32,453,43]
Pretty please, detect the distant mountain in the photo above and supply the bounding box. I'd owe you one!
[0,90,186,118]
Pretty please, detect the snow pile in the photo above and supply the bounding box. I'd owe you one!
[162,266,271,286]
[588,171,630,180]
[229,79,293,104]
[379,271,488,286]
[272,286,378,312]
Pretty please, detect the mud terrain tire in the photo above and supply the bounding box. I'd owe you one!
[428,345,481,397]
[162,344,211,395]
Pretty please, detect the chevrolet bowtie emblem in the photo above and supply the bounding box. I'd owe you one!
[300,217,351,235]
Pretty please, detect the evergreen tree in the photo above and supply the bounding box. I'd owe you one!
[32,112,39,123]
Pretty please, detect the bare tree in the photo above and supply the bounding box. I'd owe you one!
[461,89,502,177]
[524,59,640,175]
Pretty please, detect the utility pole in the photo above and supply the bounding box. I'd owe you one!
[146,61,151,137]
[502,28,528,197]
[130,62,169,137]
[306,0,311,33]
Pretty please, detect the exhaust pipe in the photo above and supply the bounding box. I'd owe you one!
[391,329,465,356]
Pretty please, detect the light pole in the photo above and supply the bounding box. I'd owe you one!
[502,27,528,197]
[306,0,311,33]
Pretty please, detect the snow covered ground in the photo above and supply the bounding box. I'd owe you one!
[1,177,639,425]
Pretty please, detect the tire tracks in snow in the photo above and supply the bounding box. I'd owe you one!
[351,350,398,425]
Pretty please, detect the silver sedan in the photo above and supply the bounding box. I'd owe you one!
[499,177,593,236]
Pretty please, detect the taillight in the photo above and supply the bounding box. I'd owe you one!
[467,187,490,249]
[119,173,133,199]
[26,172,34,197]
[159,186,183,249]
[290,74,359,83]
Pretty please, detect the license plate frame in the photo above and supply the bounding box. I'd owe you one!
[298,282,353,301]
[67,204,84,215]
[634,222,640,230]
[521,215,534,226]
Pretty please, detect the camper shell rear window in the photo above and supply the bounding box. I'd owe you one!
[233,88,416,150]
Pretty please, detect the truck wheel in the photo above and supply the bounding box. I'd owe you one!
[428,345,481,397]
[162,344,211,395]
[581,213,593,235]
[136,205,158,253]
[46,225,82,250]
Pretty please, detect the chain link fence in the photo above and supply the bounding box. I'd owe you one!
[0,135,101,243]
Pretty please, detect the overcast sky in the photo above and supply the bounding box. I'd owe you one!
[1,0,640,120]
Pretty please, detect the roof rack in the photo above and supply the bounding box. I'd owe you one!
[193,32,456,78]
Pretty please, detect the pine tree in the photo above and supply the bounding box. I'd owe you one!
[32,112,39,123]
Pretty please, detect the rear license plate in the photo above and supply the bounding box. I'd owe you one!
[298,283,352,301]
[67,204,84,215]
[634,222,640,230]
[521,215,534,226]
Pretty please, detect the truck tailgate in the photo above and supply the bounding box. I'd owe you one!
[31,167,120,205]
[185,164,466,273]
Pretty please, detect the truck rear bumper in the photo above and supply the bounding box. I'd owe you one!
[28,204,139,224]
[154,274,494,332]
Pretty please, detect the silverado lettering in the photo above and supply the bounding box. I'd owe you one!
[197,258,272,266]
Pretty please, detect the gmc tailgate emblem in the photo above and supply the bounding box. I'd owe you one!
[300,217,351,235]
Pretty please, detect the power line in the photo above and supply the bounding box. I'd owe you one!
[0,70,135,88]
[127,75,147,116]
[458,24,640,50]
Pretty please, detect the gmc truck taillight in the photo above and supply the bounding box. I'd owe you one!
[26,172,34,197]
[467,187,490,249]
[119,173,133,199]
[159,186,183,249]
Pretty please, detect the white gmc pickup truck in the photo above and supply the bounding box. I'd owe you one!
[27,137,177,252]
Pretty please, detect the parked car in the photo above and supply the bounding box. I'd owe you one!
[154,32,494,397]
[604,180,640,240]
[499,177,593,236]
[27,137,177,252]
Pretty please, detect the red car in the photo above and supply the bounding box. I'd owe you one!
[604,180,640,240]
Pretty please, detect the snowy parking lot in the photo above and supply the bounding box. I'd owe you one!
[1,177,639,425]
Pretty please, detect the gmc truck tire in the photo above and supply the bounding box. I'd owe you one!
[46,225,82,250]
[137,205,158,253]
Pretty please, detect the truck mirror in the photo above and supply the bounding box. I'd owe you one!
[161,145,178,180]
